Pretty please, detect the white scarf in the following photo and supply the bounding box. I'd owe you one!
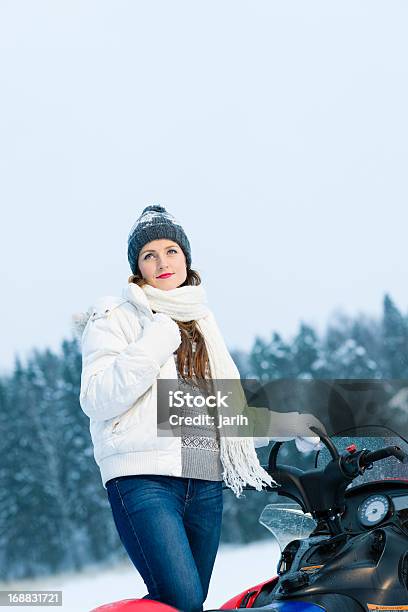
[140,282,278,498]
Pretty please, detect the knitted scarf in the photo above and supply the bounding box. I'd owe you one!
[131,282,278,498]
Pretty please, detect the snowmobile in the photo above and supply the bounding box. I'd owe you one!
[92,425,408,611]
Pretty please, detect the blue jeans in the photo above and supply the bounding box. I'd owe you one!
[106,475,223,612]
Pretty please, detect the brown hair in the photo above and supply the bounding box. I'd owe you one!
[128,267,212,390]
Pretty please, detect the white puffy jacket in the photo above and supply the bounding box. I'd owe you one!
[79,283,185,488]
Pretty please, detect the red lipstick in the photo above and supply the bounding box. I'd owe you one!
[157,273,174,279]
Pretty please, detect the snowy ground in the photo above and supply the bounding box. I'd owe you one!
[0,540,281,611]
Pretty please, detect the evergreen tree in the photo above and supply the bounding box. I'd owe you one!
[324,313,381,378]
[351,314,382,369]
[292,323,329,378]
[250,333,295,380]
[382,294,408,378]
[0,357,65,579]
[327,338,379,379]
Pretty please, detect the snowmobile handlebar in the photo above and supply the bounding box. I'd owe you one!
[307,427,408,469]
[359,445,408,468]
[262,427,408,521]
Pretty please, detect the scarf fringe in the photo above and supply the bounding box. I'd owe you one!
[220,437,278,498]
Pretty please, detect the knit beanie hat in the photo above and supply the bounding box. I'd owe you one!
[127,204,192,274]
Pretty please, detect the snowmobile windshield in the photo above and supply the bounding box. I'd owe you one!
[315,425,408,488]
[258,503,317,552]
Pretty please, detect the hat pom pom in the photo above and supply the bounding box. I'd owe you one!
[142,204,166,214]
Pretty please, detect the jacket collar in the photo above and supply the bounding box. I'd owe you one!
[122,282,155,322]
[73,283,155,343]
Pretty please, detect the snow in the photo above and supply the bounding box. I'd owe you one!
[0,540,281,612]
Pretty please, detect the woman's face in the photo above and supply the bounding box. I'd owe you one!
[137,239,187,290]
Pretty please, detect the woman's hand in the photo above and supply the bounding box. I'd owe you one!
[295,411,327,437]
[139,313,182,367]
[251,408,327,452]
[293,412,327,453]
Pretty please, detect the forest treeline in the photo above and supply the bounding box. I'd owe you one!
[1,294,407,580]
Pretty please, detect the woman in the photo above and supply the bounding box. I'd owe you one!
[78,205,323,611]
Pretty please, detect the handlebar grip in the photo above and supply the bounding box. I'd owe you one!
[361,445,408,467]
[391,446,408,463]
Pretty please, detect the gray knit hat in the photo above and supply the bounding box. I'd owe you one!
[127,204,192,274]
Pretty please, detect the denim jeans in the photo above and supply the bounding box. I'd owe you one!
[106,475,223,612]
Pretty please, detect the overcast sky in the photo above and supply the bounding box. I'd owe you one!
[1,1,408,372]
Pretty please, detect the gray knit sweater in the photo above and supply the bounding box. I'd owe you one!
[174,342,223,481]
